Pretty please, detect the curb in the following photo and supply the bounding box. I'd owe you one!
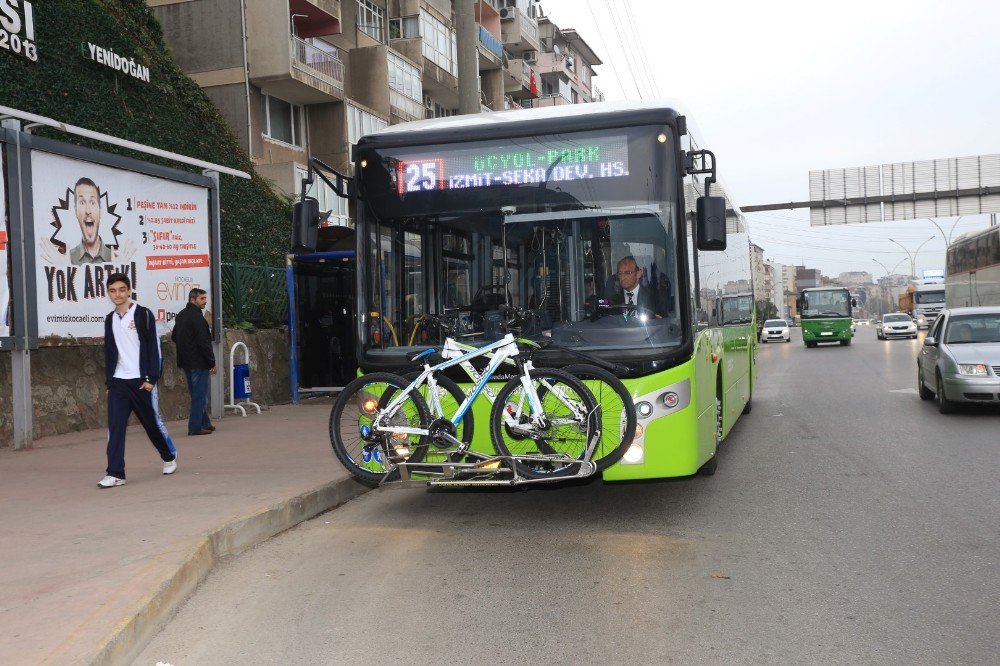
[87,477,369,665]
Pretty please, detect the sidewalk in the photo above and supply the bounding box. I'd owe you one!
[0,399,367,666]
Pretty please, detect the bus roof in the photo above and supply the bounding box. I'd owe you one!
[801,286,849,292]
[950,224,999,247]
[371,99,686,137]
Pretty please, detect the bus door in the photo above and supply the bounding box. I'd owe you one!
[294,254,357,390]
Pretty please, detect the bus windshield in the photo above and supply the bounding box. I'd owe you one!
[801,290,850,318]
[355,124,683,364]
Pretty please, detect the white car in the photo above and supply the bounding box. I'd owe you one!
[878,313,918,340]
[760,318,791,343]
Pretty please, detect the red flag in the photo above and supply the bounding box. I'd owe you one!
[529,68,538,96]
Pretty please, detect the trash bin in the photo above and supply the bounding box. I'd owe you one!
[233,363,251,399]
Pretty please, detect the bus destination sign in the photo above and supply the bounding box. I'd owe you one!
[394,134,630,194]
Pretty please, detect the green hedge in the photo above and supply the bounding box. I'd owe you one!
[0,0,291,266]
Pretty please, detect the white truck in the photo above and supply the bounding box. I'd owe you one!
[909,279,946,329]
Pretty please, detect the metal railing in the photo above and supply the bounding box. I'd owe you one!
[291,36,345,91]
[222,263,288,328]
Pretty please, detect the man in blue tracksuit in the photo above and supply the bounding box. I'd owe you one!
[98,272,177,488]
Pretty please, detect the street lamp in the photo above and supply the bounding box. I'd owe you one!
[927,217,962,247]
[888,235,935,278]
[872,257,907,277]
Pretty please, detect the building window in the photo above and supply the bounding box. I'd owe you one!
[262,94,304,147]
[419,10,457,76]
[347,103,388,147]
[389,15,419,40]
[357,0,385,43]
[388,52,423,119]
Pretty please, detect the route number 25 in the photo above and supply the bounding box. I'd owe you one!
[400,159,442,193]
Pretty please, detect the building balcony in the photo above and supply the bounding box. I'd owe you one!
[247,0,345,104]
[500,9,539,53]
[534,51,573,76]
[503,58,537,97]
[292,37,345,89]
[391,36,459,107]
[390,89,426,123]
[523,94,570,108]
[477,25,504,70]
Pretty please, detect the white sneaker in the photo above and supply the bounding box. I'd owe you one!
[163,459,177,475]
[98,475,125,488]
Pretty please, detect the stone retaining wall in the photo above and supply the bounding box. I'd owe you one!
[0,329,291,447]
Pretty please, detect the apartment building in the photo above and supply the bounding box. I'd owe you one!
[750,242,766,304]
[532,16,603,107]
[782,264,798,319]
[148,0,602,230]
[767,260,785,318]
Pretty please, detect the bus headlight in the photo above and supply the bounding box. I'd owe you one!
[958,363,987,376]
[661,392,679,409]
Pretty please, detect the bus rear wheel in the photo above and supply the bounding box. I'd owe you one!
[700,393,722,476]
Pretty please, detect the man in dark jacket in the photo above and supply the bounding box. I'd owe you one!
[98,272,177,488]
[172,288,217,436]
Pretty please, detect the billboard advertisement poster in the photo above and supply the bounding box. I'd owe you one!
[1,159,9,338]
[32,151,211,339]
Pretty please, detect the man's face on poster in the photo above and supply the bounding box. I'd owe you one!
[74,183,101,245]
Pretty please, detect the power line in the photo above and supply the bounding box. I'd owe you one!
[621,0,660,97]
[584,0,627,99]
[601,1,646,98]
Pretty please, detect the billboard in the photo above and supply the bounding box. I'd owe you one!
[809,154,1000,226]
[1,156,9,338]
[32,151,211,338]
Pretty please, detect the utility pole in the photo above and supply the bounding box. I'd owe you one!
[455,0,480,115]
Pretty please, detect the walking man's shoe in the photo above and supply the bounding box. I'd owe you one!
[163,459,178,475]
[97,475,126,488]
[205,425,216,432]
[189,428,213,436]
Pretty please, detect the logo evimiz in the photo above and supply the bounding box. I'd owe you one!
[0,0,37,62]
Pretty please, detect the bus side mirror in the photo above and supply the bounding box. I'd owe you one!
[293,196,320,253]
[696,196,726,251]
[851,298,857,307]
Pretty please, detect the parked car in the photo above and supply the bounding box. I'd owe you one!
[760,318,791,343]
[877,313,918,340]
[917,307,1000,413]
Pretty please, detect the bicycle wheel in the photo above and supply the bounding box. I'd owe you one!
[489,367,599,480]
[562,364,636,472]
[329,373,430,488]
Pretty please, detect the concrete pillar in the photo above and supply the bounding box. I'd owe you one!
[455,0,480,114]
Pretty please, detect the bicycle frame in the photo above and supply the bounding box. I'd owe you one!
[373,333,545,439]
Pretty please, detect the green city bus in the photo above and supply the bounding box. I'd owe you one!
[346,101,756,480]
[799,287,855,347]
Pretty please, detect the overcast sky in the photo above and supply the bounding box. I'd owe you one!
[541,0,1000,279]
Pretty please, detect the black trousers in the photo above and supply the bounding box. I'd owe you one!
[106,377,175,479]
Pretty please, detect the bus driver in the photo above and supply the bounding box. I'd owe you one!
[608,255,668,318]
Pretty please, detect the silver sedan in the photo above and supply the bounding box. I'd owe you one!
[917,307,1000,413]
